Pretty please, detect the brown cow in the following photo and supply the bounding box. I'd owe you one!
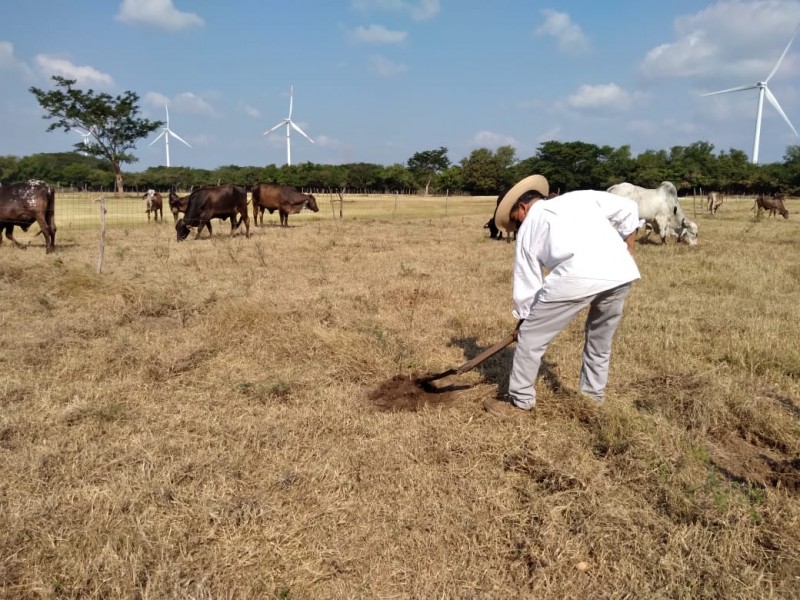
[142,189,163,222]
[754,194,789,219]
[251,183,319,227]
[0,180,56,253]
[706,191,724,214]
[168,189,190,223]
[175,184,250,241]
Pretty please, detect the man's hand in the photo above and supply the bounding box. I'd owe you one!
[624,231,637,255]
[513,319,524,342]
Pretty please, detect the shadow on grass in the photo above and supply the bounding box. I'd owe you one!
[446,336,566,396]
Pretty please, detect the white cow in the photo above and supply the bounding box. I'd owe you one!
[607,181,698,246]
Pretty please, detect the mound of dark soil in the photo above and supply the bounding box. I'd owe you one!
[369,374,459,412]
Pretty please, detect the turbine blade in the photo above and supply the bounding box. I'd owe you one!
[702,84,758,96]
[289,121,314,143]
[766,27,799,82]
[764,86,799,137]
[168,129,192,148]
[262,121,284,135]
[288,85,294,119]
[165,103,170,125]
[149,130,166,146]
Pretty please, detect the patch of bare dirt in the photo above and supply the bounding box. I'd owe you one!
[368,374,460,411]
[709,433,800,492]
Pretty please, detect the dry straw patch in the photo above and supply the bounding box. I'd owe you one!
[1,196,799,598]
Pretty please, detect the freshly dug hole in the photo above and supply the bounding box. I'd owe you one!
[369,374,459,411]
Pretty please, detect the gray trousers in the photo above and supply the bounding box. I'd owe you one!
[509,283,631,409]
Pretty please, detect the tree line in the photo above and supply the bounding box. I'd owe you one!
[3,141,800,197]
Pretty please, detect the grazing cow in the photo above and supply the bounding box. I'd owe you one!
[485,189,559,241]
[142,189,163,222]
[754,194,789,219]
[0,180,56,253]
[175,184,250,241]
[707,191,724,215]
[168,189,190,223]
[607,181,698,246]
[251,183,319,227]
[484,193,504,240]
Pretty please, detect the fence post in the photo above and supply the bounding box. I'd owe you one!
[95,195,107,274]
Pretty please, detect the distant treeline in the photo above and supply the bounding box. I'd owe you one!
[3,140,800,196]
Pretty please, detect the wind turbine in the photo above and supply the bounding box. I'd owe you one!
[72,127,92,156]
[148,103,191,167]
[262,85,314,165]
[702,25,799,164]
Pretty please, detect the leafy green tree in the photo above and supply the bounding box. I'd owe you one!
[592,145,635,190]
[717,149,753,193]
[668,141,718,193]
[407,147,450,195]
[29,76,162,194]
[631,149,670,188]
[433,165,464,194]
[781,145,800,194]
[460,146,516,195]
[0,155,20,183]
[378,163,416,192]
[534,141,603,192]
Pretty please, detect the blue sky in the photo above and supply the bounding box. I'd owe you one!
[2,0,800,170]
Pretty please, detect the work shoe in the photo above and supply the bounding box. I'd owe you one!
[483,397,528,418]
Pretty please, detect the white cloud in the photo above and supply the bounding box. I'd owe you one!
[640,0,800,82]
[146,91,218,117]
[565,83,635,111]
[351,24,407,44]
[173,92,218,116]
[243,104,261,118]
[471,130,520,148]
[537,125,562,144]
[533,9,589,56]
[145,91,170,107]
[116,0,204,31]
[35,55,114,87]
[314,134,342,148]
[351,0,440,21]
[0,41,33,79]
[369,54,408,77]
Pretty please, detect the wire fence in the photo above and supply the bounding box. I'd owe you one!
[48,191,497,230]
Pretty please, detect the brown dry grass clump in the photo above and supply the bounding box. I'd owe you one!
[1,197,799,598]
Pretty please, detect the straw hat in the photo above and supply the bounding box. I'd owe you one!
[494,174,549,233]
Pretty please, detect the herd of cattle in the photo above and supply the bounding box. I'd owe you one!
[0,179,791,254]
[142,183,320,240]
[0,181,320,252]
[485,181,790,246]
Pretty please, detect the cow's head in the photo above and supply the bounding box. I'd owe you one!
[677,219,698,246]
[305,194,319,213]
[175,218,191,241]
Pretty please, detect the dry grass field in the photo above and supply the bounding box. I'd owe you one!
[1,194,799,599]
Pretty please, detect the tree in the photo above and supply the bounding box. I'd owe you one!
[460,146,517,195]
[29,76,162,195]
[407,147,450,195]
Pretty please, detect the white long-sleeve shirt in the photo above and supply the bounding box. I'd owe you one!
[512,190,641,319]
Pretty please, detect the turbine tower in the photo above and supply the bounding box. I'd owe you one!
[72,127,92,156]
[148,103,191,167]
[702,25,799,164]
[262,85,314,166]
